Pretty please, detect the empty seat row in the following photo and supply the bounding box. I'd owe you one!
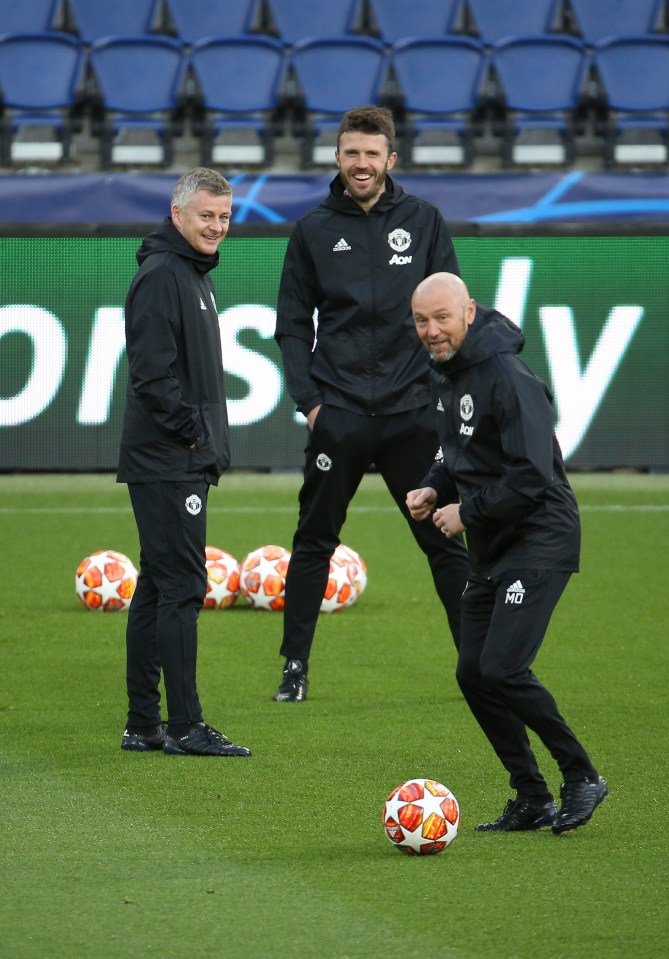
[1,32,668,169]
[370,0,669,46]
[0,0,667,47]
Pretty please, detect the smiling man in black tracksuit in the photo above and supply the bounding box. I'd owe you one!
[272,106,469,703]
[407,272,607,835]
[117,167,250,758]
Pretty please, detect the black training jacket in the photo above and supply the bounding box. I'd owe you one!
[422,304,580,577]
[117,217,230,485]
[275,174,459,416]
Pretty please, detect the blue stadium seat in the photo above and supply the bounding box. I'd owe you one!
[0,0,59,33]
[164,0,258,44]
[593,35,669,166]
[289,36,387,166]
[569,0,665,44]
[489,35,589,165]
[88,36,186,167]
[266,0,361,45]
[0,32,84,164]
[390,37,487,165]
[189,36,286,165]
[367,0,461,44]
[466,0,562,43]
[67,0,160,42]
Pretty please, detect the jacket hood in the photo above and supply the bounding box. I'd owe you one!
[431,304,525,376]
[136,217,220,275]
[323,173,404,215]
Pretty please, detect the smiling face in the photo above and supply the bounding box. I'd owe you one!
[335,130,397,212]
[412,274,476,362]
[171,189,232,255]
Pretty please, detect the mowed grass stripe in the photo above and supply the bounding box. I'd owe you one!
[1,473,667,959]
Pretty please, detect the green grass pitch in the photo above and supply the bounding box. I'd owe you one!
[1,471,667,959]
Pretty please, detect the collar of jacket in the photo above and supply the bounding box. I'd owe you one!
[136,217,220,275]
[428,305,525,376]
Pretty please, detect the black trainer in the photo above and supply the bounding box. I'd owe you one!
[552,775,608,834]
[273,659,308,702]
[121,723,167,752]
[163,722,251,757]
[476,796,558,832]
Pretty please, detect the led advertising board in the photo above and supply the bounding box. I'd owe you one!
[1,229,667,471]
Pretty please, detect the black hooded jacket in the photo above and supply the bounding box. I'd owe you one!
[422,304,580,577]
[116,217,230,485]
[275,174,460,416]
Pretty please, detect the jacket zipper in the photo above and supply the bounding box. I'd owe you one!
[366,213,377,415]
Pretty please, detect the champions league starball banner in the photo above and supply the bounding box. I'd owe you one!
[1,224,668,472]
[0,171,668,224]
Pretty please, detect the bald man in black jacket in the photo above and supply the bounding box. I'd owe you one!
[408,272,607,836]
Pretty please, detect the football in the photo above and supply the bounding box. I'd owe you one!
[203,546,241,609]
[239,545,291,610]
[320,543,368,613]
[75,549,138,612]
[383,778,460,855]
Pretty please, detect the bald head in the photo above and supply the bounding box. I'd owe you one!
[412,272,476,363]
[413,272,470,310]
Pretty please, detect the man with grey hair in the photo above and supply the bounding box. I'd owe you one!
[117,167,251,758]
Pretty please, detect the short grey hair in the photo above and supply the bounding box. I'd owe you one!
[171,167,232,209]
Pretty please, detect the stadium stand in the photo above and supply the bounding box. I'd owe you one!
[592,35,669,166]
[390,37,487,166]
[366,0,462,45]
[189,36,286,166]
[289,36,387,166]
[489,34,589,166]
[88,35,186,167]
[0,32,84,164]
[0,0,668,170]
[65,0,162,42]
[567,0,665,44]
[163,0,260,44]
[465,0,562,43]
[0,0,59,33]
[265,0,362,45]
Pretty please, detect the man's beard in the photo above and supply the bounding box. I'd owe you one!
[430,344,459,362]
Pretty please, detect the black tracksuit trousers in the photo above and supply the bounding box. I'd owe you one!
[280,405,469,665]
[125,481,209,728]
[456,570,598,799]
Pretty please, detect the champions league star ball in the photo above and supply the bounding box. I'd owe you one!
[239,545,291,611]
[383,779,460,855]
[320,544,368,613]
[75,550,138,612]
[203,546,241,609]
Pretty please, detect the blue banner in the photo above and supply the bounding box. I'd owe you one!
[1,170,668,224]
